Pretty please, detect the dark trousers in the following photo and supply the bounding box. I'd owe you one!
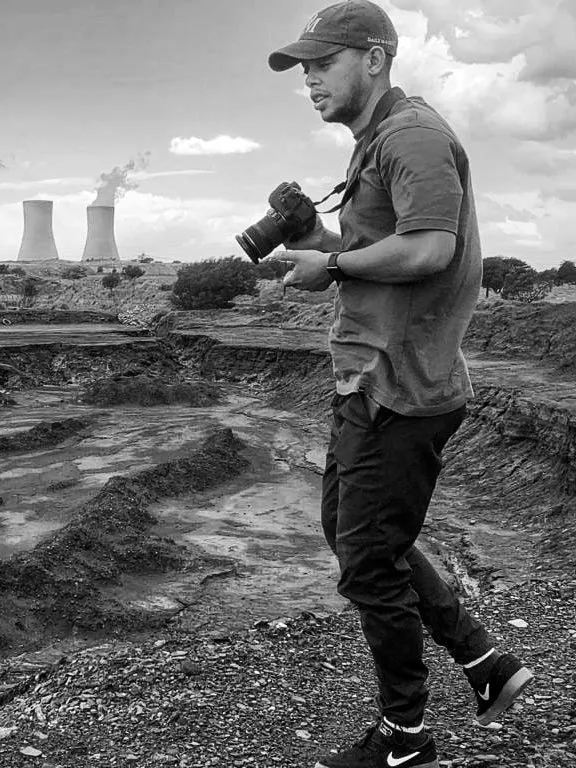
[321,393,493,726]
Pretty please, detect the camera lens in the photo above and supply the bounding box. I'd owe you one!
[235,210,286,263]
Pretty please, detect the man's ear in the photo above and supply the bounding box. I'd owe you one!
[366,46,387,75]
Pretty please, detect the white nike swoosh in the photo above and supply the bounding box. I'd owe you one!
[387,751,421,767]
[478,683,490,701]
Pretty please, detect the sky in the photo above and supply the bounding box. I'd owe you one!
[0,0,575,270]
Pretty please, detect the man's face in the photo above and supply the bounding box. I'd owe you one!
[302,48,368,126]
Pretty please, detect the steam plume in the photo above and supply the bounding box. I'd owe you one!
[92,152,151,206]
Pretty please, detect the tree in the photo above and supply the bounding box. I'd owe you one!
[172,256,258,309]
[137,252,154,263]
[123,265,145,279]
[102,272,121,291]
[482,256,532,298]
[10,266,26,277]
[557,260,576,285]
[538,268,558,285]
[21,277,40,307]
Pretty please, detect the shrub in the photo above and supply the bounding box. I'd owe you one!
[62,265,87,280]
[160,283,174,291]
[0,264,10,274]
[256,259,291,280]
[123,265,145,279]
[557,260,576,285]
[501,266,549,302]
[10,266,26,277]
[172,256,258,309]
[102,272,121,290]
[96,266,104,273]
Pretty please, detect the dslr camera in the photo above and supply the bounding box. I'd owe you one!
[235,181,317,264]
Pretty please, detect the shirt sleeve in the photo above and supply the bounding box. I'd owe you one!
[377,126,464,235]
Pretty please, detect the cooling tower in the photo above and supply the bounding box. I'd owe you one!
[17,200,60,261]
[81,205,121,263]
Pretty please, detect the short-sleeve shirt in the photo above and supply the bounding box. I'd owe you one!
[329,94,482,416]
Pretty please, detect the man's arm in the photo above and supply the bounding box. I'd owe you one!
[337,229,456,283]
[265,228,454,291]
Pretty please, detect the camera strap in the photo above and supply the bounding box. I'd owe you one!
[312,86,407,214]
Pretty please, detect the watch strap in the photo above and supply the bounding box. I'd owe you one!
[326,251,348,283]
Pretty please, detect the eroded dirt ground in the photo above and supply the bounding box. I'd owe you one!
[0,312,574,659]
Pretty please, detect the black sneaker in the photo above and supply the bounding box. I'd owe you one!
[467,652,534,725]
[314,722,439,768]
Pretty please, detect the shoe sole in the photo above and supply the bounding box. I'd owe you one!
[477,667,534,725]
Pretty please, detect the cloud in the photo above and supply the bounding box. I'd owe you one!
[170,135,261,156]
[511,143,576,175]
[0,177,93,191]
[303,176,338,189]
[131,169,214,181]
[311,125,355,149]
[380,0,576,142]
[497,218,542,241]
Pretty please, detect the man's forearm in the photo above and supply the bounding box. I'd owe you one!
[337,230,455,283]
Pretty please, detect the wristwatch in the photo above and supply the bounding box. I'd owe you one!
[326,252,349,284]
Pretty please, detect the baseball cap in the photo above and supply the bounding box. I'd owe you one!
[268,0,398,72]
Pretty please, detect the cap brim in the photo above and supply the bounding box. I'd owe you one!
[268,41,347,71]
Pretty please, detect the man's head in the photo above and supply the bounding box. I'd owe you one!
[268,1,398,128]
[268,1,397,72]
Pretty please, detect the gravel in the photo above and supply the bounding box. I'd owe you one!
[0,578,574,767]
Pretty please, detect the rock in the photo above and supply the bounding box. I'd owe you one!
[508,618,529,628]
[20,745,42,757]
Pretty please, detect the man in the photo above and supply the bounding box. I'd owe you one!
[265,3,533,768]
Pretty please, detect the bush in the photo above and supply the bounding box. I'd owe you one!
[501,266,550,302]
[123,265,145,279]
[10,266,26,277]
[160,283,174,291]
[557,260,576,285]
[172,256,258,309]
[102,272,121,290]
[62,265,87,280]
[96,266,104,273]
[256,259,291,280]
[0,264,10,274]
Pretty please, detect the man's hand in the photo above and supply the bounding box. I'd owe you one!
[285,217,328,251]
[284,216,342,253]
[264,249,334,292]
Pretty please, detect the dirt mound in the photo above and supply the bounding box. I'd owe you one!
[0,428,250,654]
[0,342,184,389]
[0,418,92,453]
[82,373,222,407]
[466,301,576,369]
[0,309,117,325]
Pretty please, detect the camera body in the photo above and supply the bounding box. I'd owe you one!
[236,181,317,264]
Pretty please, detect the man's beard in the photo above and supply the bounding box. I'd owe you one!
[322,88,365,126]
